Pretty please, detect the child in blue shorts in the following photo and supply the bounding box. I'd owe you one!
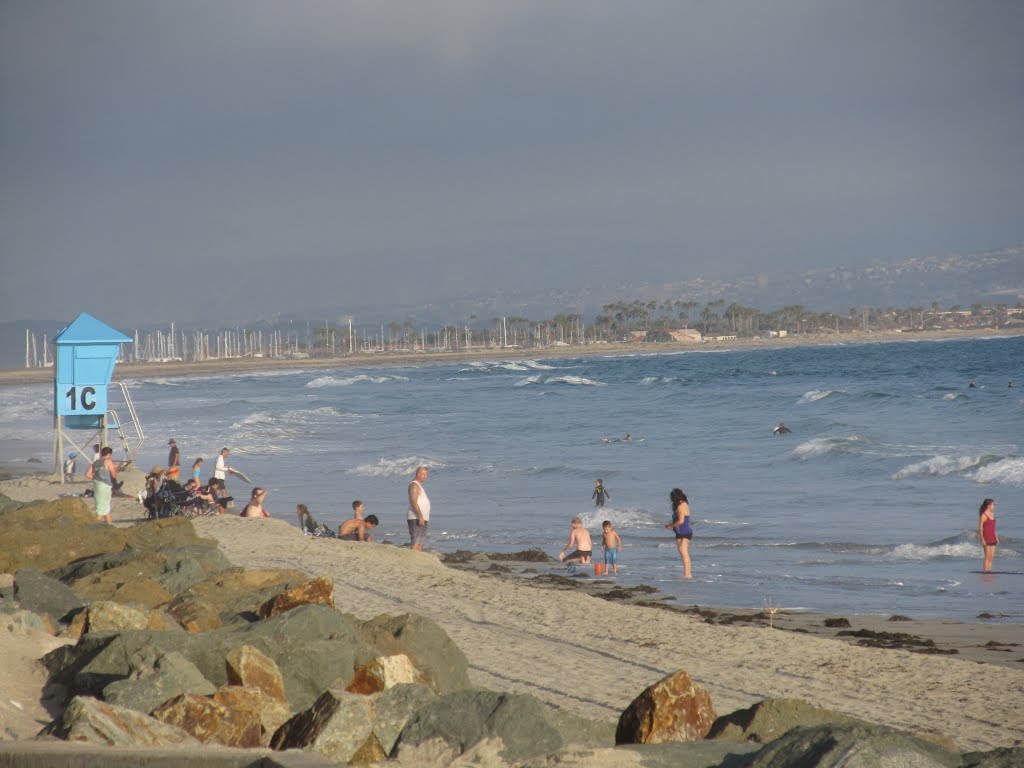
[602,520,622,575]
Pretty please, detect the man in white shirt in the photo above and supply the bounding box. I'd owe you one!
[406,466,430,551]
[214,447,231,494]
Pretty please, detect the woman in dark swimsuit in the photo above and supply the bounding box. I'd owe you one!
[665,487,693,578]
[978,498,998,573]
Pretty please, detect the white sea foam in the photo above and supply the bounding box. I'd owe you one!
[970,456,1024,487]
[577,507,660,529]
[889,542,979,560]
[798,389,841,403]
[514,375,543,387]
[942,393,967,401]
[545,375,604,386]
[498,362,529,371]
[136,377,183,387]
[792,436,865,460]
[521,360,557,370]
[891,455,987,481]
[305,374,409,388]
[348,456,445,478]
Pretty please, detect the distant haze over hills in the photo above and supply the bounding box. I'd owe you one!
[2,245,1021,370]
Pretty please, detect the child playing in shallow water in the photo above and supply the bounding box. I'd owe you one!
[558,516,593,564]
[602,520,622,574]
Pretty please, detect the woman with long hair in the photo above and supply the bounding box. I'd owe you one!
[665,487,693,578]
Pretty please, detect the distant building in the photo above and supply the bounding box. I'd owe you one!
[668,329,702,342]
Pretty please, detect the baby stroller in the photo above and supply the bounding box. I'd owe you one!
[147,481,204,518]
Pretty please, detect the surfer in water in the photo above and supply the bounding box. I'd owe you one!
[592,479,610,508]
[978,498,998,573]
[773,422,792,435]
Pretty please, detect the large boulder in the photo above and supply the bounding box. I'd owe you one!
[963,747,1024,768]
[271,684,436,763]
[44,604,373,713]
[67,553,175,607]
[84,600,181,634]
[165,595,224,633]
[357,613,471,694]
[744,722,961,767]
[10,568,85,623]
[347,653,426,695]
[369,683,437,757]
[615,670,717,745]
[42,695,198,747]
[52,545,231,605]
[393,689,563,763]
[271,689,381,763]
[152,544,233,594]
[1,607,56,635]
[169,566,312,621]
[225,644,291,742]
[258,575,334,618]
[151,686,263,748]
[122,517,205,552]
[47,550,139,584]
[0,498,127,573]
[102,649,216,715]
[707,697,858,743]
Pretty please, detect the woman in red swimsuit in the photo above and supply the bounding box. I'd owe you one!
[978,498,998,573]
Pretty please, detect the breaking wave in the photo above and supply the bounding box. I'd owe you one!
[305,374,409,388]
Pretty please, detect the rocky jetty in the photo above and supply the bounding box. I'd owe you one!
[2,492,1021,767]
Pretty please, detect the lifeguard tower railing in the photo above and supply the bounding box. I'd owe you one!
[105,381,145,465]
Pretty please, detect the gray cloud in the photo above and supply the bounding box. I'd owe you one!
[1,1,1022,326]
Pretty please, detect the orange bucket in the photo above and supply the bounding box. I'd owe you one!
[594,563,606,575]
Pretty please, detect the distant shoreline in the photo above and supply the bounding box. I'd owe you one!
[1,327,1020,386]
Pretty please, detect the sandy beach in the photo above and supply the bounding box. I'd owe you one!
[2,327,1020,386]
[2,472,1022,753]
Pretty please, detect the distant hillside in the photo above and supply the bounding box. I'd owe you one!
[3,245,1021,371]
[361,245,1024,328]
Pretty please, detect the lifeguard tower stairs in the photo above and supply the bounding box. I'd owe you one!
[53,313,145,480]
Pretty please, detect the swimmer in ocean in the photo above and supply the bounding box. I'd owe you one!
[773,422,792,435]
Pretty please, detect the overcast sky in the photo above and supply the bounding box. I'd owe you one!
[1,1,1022,327]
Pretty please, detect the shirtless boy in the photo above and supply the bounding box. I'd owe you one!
[558,516,593,564]
[339,514,379,542]
[601,520,622,574]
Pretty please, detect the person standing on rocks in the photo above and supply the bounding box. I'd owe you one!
[407,466,430,551]
[85,446,117,525]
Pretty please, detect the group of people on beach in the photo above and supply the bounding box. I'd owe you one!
[92,429,1003,575]
[291,465,429,546]
[562,484,695,578]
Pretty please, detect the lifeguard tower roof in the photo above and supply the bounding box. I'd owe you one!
[55,312,132,345]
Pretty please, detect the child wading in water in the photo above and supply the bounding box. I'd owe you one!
[602,520,622,574]
[978,498,998,572]
[592,479,610,508]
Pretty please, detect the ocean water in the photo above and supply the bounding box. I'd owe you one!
[2,336,1022,622]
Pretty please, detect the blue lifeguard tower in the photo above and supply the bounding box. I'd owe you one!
[53,312,144,481]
